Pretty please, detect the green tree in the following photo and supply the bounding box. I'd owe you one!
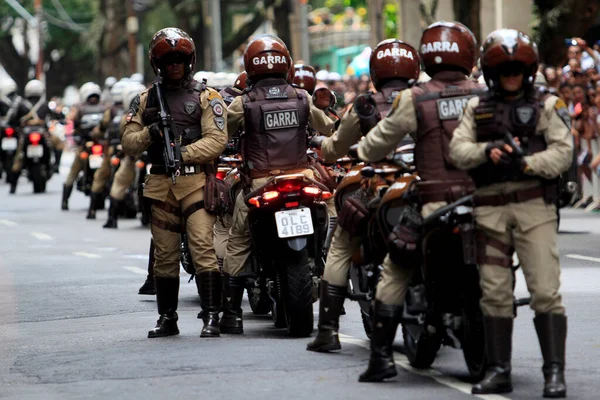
[0,0,97,96]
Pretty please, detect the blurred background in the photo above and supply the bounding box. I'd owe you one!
[1,0,600,98]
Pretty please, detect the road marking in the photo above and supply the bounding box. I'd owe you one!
[339,334,510,400]
[73,252,101,259]
[126,254,148,260]
[0,219,17,227]
[31,232,53,241]
[122,266,147,275]
[566,254,600,263]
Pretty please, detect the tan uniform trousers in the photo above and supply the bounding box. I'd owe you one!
[151,188,218,278]
[49,134,65,151]
[91,147,114,194]
[109,156,136,201]
[477,199,564,318]
[375,201,445,306]
[214,213,232,261]
[321,226,361,286]
[65,147,85,186]
[223,169,314,277]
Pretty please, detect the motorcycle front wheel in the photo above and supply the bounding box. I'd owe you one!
[401,322,441,369]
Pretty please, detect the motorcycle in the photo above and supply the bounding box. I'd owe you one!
[0,122,18,182]
[244,173,331,336]
[21,125,53,193]
[345,144,417,337]
[76,141,104,196]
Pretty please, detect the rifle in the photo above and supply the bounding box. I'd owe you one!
[152,82,181,184]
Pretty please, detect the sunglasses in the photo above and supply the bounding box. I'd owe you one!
[159,52,188,66]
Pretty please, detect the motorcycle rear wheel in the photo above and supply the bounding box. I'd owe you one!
[282,249,314,337]
[248,286,271,315]
[30,164,47,193]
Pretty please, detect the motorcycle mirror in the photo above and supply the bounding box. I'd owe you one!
[361,166,375,178]
[312,87,336,110]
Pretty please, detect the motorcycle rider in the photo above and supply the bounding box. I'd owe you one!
[86,80,128,219]
[8,79,59,193]
[306,39,421,353]
[220,34,337,334]
[355,22,484,382]
[122,27,228,338]
[449,29,571,398]
[61,82,105,210]
[103,82,148,229]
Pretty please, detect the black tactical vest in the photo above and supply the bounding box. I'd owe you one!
[470,92,546,187]
[78,104,105,138]
[145,79,205,165]
[106,106,125,145]
[241,78,310,174]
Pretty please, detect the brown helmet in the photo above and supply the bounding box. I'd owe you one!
[234,71,248,91]
[149,28,196,77]
[243,34,291,80]
[293,64,317,94]
[419,21,477,76]
[370,39,420,90]
[481,29,539,93]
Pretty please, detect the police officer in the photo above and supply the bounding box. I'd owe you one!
[122,28,228,338]
[306,39,420,353]
[220,34,337,334]
[449,29,571,398]
[103,82,147,229]
[356,22,483,382]
[62,82,105,210]
[86,81,128,219]
[8,79,60,193]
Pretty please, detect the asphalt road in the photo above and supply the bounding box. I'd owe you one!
[1,152,599,400]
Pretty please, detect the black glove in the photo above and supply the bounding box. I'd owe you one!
[310,135,325,149]
[142,107,160,126]
[348,145,359,159]
[485,140,512,166]
[148,123,162,142]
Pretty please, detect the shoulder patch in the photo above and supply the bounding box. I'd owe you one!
[207,90,222,102]
[554,98,571,128]
[210,98,225,117]
[214,117,225,131]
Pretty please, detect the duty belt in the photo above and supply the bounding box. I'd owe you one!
[474,186,544,207]
[150,164,205,176]
[418,180,475,204]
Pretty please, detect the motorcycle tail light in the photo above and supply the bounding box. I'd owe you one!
[216,171,226,180]
[111,156,120,166]
[453,227,460,235]
[5,127,15,137]
[136,160,145,169]
[262,191,280,201]
[91,144,103,155]
[248,197,261,208]
[276,180,303,193]
[29,132,41,145]
[321,191,333,200]
[80,152,89,160]
[285,201,299,208]
[302,186,321,196]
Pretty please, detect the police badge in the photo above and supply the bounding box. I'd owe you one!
[516,106,534,124]
[184,101,197,115]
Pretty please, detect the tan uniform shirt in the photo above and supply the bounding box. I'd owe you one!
[226,90,337,139]
[357,90,417,162]
[449,94,573,232]
[321,105,362,163]
[122,86,228,202]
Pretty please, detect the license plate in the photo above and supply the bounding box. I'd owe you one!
[1,137,17,151]
[275,207,314,238]
[26,145,43,158]
[89,155,103,169]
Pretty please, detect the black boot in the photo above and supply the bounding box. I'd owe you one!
[86,193,99,219]
[148,277,180,338]
[198,271,222,337]
[103,198,120,228]
[62,184,72,210]
[220,274,245,334]
[53,149,62,173]
[358,301,402,382]
[535,313,567,398]
[139,240,156,295]
[8,172,17,194]
[472,317,513,394]
[307,281,347,352]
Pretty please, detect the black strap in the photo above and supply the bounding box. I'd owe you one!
[151,218,182,233]
[151,200,182,216]
[183,200,205,218]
